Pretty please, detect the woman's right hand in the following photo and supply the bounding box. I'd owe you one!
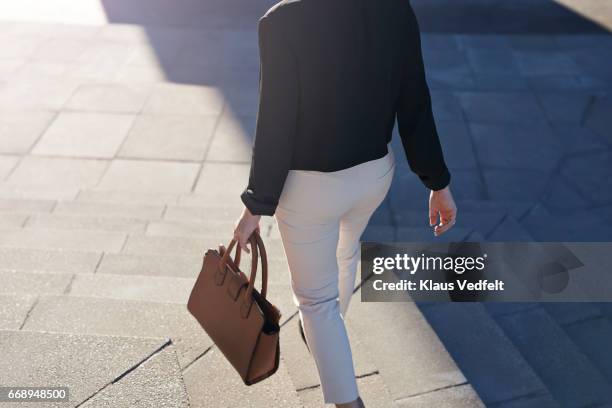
[429,186,457,237]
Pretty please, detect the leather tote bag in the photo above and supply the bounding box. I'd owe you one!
[187,230,281,385]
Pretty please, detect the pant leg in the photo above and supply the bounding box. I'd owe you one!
[275,201,360,404]
[337,150,395,317]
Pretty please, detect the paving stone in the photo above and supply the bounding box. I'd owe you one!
[0,154,19,180]
[33,112,134,158]
[346,297,466,400]
[0,294,35,329]
[492,306,612,406]
[470,74,530,92]
[147,219,241,238]
[455,35,511,51]
[585,95,612,143]
[0,213,27,227]
[122,235,286,258]
[22,295,213,368]
[81,346,189,408]
[183,348,302,408]
[97,253,203,278]
[420,303,551,404]
[422,50,472,78]
[513,51,580,76]
[487,217,533,241]
[395,384,484,408]
[193,162,250,202]
[0,330,171,406]
[541,177,591,213]
[6,156,108,189]
[469,123,562,171]
[0,76,79,110]
[0,111,56,154]
[118,114,216,161]
[427,71,476,91]
[551,125,608,155]
[0,198,55,213]
[561,151,612,205]
[280,313,378,394]
[536,92,593,125]
[421,33,460,52]
[0,269,72,295]
[26,214,148,233]
[466,49,520,75]
[143,83,225,115]
[482,169,550,203]
[31,37,88,62]
[509,35,559,51]
[53,201,164,219]
[431,91,464,121]
[68,273,195,303]
[65,83,150,113]
[437,121,477,170]
[0,184,78,201]
[206,111,255,162]
[457,92,547,124]
[77,189,179,205]
[298,373,394,408]
[97,160,200,194]
[0,36,41,59]
[0,227,126,252]
[0,247,101,273]
[395,226,472,243]
[526,74,608,92]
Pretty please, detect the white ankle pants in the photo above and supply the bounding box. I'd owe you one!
[274,144,395,404]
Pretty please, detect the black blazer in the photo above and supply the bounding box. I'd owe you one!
[241,0,451,216]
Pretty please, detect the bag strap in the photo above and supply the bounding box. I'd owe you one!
[219,231,269,317]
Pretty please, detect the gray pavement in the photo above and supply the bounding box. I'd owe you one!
[0,0,611,407]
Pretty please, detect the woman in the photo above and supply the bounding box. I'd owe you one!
[234,1,457,407]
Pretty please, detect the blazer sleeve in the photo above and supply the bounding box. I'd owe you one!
[396,4,451,191]
[240,15,299,216]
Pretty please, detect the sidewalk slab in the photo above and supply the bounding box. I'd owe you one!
[118,114,217,161]
[81,346,189,408]
[32,112,135,158]
[53,201,164,219]
[395,384,484,408]
[183,349,302,408]
[26,214,148,233]
[97,253,202,278]
[6,156,108,189]
[0,269,72,295]
[0,198,55,213]
[65,83,150,113]
[0,227,126,252]
[143,83,224,116]
[22,295,213,368]
[97,160,200,194]
[0,294,36,329]
[346,297,466,400]
[0,330,171,407]
[0,247,101,273]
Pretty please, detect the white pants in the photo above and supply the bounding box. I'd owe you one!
[275,144,395,404]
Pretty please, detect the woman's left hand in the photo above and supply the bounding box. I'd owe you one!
[233,207,261,253]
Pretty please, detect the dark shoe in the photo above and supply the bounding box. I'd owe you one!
[298,316,310,353]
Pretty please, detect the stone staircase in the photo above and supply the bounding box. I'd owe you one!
[0,186,483,407]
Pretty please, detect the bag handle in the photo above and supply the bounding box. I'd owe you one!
[219,231,269,317]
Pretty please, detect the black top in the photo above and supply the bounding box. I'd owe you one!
[241,0,451,216]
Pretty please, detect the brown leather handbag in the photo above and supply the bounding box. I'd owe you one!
[187,230,281,385]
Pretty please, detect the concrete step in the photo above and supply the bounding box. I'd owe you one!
[418,302,558,407]
[345,289,483,404]
[0,329,185,407]
[17,294,213,369]
[484,303,612,406]
[541,303,612,386]
[183,348,303,408]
